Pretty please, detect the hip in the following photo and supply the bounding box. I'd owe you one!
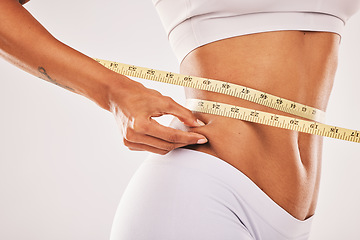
[169,107,323,221]
[110,148,314,240]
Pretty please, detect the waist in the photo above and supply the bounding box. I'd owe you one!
[169,30,339,220]
[177,30,338,159]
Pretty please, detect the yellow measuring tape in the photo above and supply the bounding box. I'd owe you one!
[94,58,360,144]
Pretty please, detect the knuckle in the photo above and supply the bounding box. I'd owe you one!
[164,143,176,151]
[123,138,138,148]
[124,128,135,141]
[163,96,173,102]
[133,119,149,133]
[167,133,179,143]
[163,96,175,108]
[123,138,130,146]
[149,88,163,96]
[184,108,194,116]
[181,107,193,118]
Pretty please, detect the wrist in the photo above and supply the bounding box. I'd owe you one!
[88,70,135,111]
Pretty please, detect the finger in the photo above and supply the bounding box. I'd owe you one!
[124,139,170,155]
[139,118,208,144]
[124,130,188,151]
[162,97,206,127]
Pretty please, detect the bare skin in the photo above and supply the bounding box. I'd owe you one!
[169,31,340,221]
[0,0,209,156]
[3,0,338,222]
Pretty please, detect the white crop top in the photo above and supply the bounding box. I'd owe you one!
[152,0,360,63]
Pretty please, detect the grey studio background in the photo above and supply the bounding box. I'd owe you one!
[0,0,359,239]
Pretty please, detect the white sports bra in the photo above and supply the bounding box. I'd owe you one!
[152,0,360,63]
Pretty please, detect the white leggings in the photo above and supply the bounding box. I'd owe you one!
[109,148,314,240]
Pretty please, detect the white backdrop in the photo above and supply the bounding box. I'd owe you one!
[0,1,359,239]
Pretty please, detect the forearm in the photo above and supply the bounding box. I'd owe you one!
[0,0,130,110]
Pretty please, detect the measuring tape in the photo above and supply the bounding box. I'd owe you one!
[94,58,360,143]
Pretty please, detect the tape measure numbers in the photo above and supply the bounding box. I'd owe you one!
[94,58,360,143]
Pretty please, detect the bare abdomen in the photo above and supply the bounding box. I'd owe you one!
[169,30,340,220]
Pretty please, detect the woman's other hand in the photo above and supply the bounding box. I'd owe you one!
[108,75,208,155]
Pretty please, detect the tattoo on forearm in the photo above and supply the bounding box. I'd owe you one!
[38,67,75,92]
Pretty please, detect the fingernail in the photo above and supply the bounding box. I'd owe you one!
[194,119,206,126]
[197,138,208,144]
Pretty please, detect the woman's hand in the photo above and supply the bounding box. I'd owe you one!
[0,0,207,156]
[108,75,208,155]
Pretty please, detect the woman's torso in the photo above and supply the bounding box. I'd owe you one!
[168,30,340,221]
